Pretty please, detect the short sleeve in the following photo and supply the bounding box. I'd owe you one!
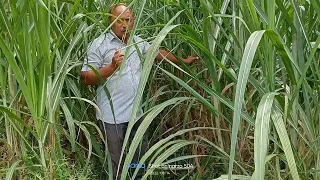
[81,41,102,72]
[134,36,151,56]
[142,40,151,55]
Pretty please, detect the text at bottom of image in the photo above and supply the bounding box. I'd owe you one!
[126,163,195,175]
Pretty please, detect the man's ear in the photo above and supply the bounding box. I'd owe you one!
[109,15,114,23]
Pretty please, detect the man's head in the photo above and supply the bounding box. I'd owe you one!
[109,3,134,42]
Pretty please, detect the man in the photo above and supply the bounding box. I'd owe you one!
[81,3,198,179]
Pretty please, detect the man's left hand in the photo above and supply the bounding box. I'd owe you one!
[182,56,200,64]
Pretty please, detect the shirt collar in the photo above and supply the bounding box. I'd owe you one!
[108,30,136,44]
[108,30,118,40]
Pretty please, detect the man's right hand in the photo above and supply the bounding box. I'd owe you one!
[112,48,124,69]
[81,48,124,85]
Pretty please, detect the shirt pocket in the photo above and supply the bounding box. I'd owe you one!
[102,49,115,66]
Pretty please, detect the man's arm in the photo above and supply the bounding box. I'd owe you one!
[155,49,199,64]
[81,49,123,85]
[81,64,116,85]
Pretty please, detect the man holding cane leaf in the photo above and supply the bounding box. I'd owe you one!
[81,3,199,179]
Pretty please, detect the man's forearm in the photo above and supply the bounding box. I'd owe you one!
[81,64,116,85]
[156,49,199,65]
[156,49,180,64]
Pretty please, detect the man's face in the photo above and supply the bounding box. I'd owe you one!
[110,5,134,40]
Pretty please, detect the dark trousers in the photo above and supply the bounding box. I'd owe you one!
[99,120,148,180]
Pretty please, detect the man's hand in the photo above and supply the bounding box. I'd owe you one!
[112,48,124,69]
[156,49,200,65]
[182,56,200,64]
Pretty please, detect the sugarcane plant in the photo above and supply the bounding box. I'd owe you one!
[0,0,320,179]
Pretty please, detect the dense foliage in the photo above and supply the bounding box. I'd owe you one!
[0,0,320,179]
